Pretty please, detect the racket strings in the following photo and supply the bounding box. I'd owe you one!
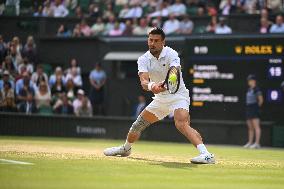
[167,67,179,93]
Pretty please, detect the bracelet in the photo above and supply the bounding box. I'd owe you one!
[147,82,155,91]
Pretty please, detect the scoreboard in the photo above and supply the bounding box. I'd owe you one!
[185,36,284,121]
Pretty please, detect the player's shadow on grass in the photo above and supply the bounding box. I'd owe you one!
[128,157,198,169]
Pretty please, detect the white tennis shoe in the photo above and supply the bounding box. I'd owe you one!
[243,143,252,148]
[249,143,261,149]
[103,145,131,157]
[190,153,215,164]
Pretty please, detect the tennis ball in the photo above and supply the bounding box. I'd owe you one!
[169,74,177,83]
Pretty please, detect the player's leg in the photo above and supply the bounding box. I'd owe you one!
[173,108,215,164]
[174,109,202,146]
[103,110,158,156]
[103,99,168,157]
[244,119,254,148]
[127,110,159,143]
[250,118,261,149]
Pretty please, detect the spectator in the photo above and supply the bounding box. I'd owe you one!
[206,16,218,33]
[148,2,169,17]
[104,15,116,35]
[219,0,236,15]
[57,24,72,37]
[0,35,7,64]
[65,78,77,101]
[269,15,284,33]
[72,24,82,37]
[35,81,52,114]
[0,2,3,16]
[0,82,17,112]
[11,36,22,54]
[2,56,17,77]
[124,3,143,18]
[133,18,151,35]
[243,0,258,14]
[79,19,92,37]
[91,17,105,36]
[17,72,35,104]
[42,0,54,17]
[64,0,78,11]
[21,35,37,64]
[215,17,232,34]
[134,95,146,118]
[9,40,22,69]
[73,89,92,116]
[74,6,83,19]
[31,64,48,87]
[51,74,66,99]
[103,3,115,19]
[49,66,65,88]
[259,17,271,34]
[0,70,14,90]
[168,0,186,16]
[267,0,282,13]
[88,3,101,18]
[122,20,133,36]
[151,16,162,28]
[17,57,34,75]
[18,93,37,114]
[15,71,35,96]
[53,0,69,17]
[89,63,106,115]
[163,14,180,35]
[197,6,205,16]
[116,0,128,6]
[260,8,270,20]
[65,67,83,88]
[206,3,218,16]
[178,15,194,34]
[129,0,143,5]
[109,22,123,36]
[54,93,74,115]
[5,0,20,16]
[77,96,93,117]
[65,58,81,75]
[33,5,47,17]
[16,63,28,81]
[119,4,130,18]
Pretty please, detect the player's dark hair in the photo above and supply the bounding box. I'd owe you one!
[148,27,165,40]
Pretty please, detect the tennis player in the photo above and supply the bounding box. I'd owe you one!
[104,27,215,164]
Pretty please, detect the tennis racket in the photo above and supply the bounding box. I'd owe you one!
[163,66,180,94]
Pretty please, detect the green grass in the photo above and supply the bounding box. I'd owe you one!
[0,136,284,189]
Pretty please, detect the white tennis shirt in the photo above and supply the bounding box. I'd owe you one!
[137,46,187,97]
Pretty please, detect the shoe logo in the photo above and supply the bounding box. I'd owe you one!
[205,156,211,161]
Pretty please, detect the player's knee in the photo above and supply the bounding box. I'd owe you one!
[174,119,187,131]
[129,115,151,134]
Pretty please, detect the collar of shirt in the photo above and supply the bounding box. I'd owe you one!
[146,46,167,61]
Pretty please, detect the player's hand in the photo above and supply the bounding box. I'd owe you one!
[151,83,166,94]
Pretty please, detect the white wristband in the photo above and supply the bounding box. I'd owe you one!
[147,82,155,91]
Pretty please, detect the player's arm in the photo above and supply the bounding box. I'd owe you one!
[139,72,150,91]
[258,94,264,107]
[138,72,165,94]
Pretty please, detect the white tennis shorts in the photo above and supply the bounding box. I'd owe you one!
[145,89,190,120]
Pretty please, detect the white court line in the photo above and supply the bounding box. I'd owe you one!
[0,159,34,165]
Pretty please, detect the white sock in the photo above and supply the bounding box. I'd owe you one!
[197,144,209,154]
[124,140,132,150]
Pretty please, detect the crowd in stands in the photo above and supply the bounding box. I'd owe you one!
[0,34,107,116]
[1,0,284,35]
